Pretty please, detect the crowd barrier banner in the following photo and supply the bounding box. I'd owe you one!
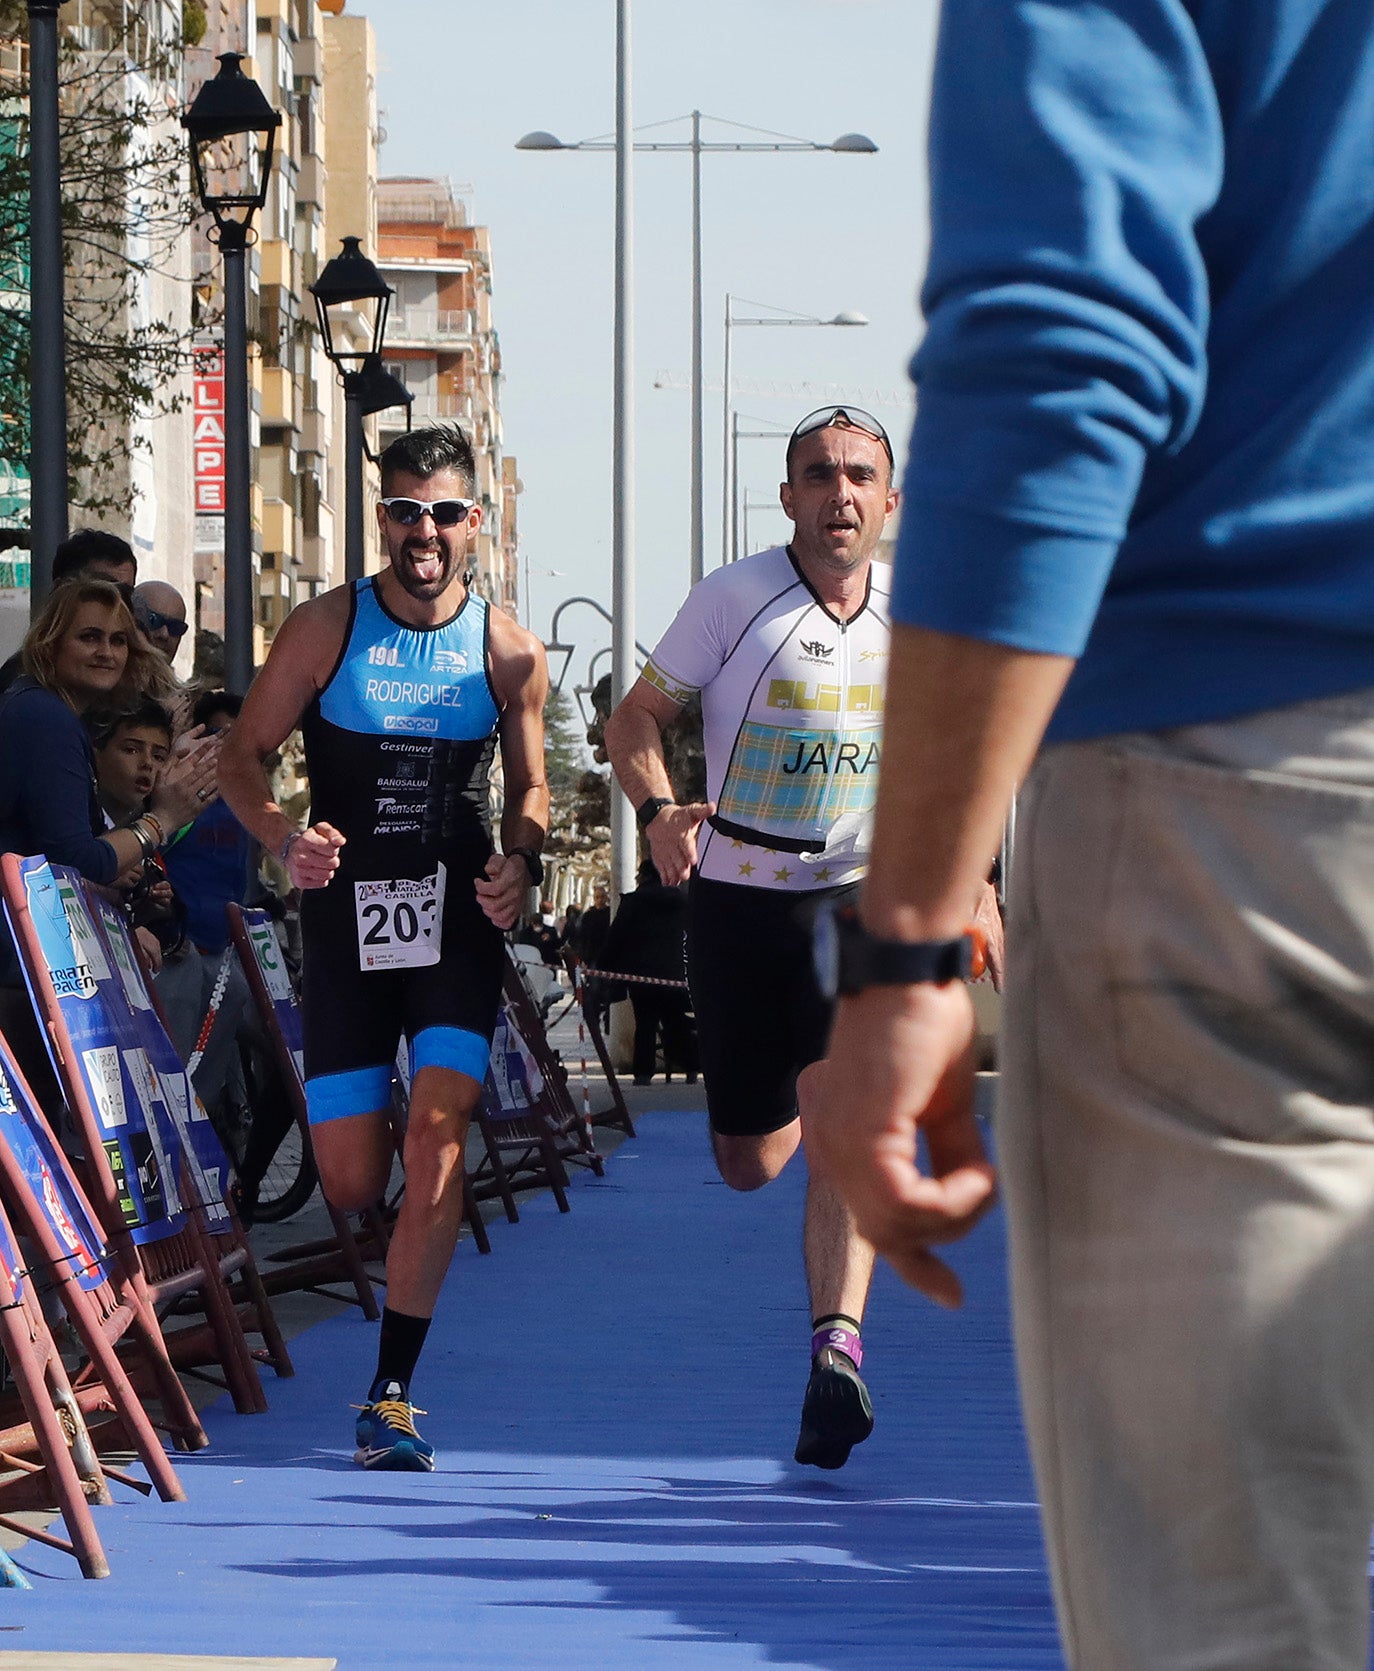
[9,857,180,1242]
[487,1009,545,1116]
[237,906,303,1082]
[84,889,232,1232]
[0,1043,107,1294]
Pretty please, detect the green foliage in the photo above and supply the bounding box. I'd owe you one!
[181,2,208,47]
[544,686,588,793]
[0,13,202,520]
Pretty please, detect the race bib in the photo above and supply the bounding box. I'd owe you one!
[354,865,447,971]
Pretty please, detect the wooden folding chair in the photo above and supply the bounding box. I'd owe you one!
[0,1024,195,1486]
[0,855,271,1418]
[502,950,605,1177]
[466,1011,571,1221]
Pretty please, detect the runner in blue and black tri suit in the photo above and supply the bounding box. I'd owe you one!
[221,426,549,1472]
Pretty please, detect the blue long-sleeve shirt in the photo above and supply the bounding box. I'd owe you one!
[893,0,1374,741]
[0,679,119,984]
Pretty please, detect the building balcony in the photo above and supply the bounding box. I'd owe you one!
[299,405,327,456]
[258,239,299,298]
[293,34,324,83]
[385,309,476,349]
[260,367,299,431]
[384,391,474,426]
[261,499,295,562]
[297,151,326,209]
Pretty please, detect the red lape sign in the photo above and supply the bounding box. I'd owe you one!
[193,345,226,516]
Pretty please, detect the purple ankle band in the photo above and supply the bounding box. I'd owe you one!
[812,1323,862,1370]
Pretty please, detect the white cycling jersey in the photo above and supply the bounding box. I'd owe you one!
[644,545,890,891]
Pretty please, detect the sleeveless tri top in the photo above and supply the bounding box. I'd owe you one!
[300,577,501,888]
[643,546,890,891]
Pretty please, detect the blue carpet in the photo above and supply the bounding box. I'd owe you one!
[4,1111,1061,1670]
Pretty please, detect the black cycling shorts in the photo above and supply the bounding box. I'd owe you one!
[300,874,503,1124]
[687,875,858,1139]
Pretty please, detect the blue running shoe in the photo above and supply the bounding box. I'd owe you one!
[353,1380,435,1472]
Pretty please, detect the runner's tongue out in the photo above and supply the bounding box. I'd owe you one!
[410,549,442,584]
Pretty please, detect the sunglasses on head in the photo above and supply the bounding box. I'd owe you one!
[140,609,188,640]
[380,496,477,528]
[788,405,894,467]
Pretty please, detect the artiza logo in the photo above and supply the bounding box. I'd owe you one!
[799,639,833,660]
[433,649,469,674]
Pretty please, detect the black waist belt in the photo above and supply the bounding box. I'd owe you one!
[707,813,824,857]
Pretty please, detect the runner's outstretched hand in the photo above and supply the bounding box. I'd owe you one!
[647,800,716,886]
[801,981,996,1307]
[285,822,345,890]
[475,852,529,930]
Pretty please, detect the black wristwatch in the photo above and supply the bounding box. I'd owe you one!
[814,901,974,999]
[508,846,544,888]
[636,795,675,829]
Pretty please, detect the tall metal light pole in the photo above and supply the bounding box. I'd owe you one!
[517,116,877,588]
[26,0,67,608]
[607,0,636,900]
[722,297,867,565]
[183,54,281,696]
[309,237,394,582]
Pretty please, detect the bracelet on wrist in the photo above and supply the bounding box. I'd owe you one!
[127,818,154,858]
[279,829,303,866]
[140,811,165,848]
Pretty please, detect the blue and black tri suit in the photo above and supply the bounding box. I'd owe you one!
[299,577,504,1124]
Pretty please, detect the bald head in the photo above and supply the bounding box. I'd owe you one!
[132,580,188,661]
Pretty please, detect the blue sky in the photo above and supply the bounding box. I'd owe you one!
[372,0,940,678]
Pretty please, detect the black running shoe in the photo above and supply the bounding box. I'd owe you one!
[794,1346,874,1470]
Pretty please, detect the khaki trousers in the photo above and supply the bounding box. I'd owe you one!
[1000,689,1374,1671]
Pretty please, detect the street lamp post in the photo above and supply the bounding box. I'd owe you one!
[722,297,867,564]
[309,236,395,583]
[183,53,281,696]
[518,115,877,588]
[26,0,66,609]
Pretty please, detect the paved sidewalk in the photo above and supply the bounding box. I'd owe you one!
[0,1051,1062,1669]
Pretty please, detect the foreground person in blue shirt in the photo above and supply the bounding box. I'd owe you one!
[808,4,1374,1668]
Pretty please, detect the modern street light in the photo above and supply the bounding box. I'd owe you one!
[729,414,789,564]
[721,296,867,566]
[517,114,877,588]
[309,236,395,582]
[26,1,66,610]
[183,52,281,696]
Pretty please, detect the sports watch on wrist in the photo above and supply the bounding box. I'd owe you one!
[636,795,675,829]
[508,846,544,887]
[813,901,975,999]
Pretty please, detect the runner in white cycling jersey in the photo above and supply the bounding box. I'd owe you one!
[606,408,899,1468]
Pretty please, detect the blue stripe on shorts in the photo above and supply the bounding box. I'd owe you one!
[305,1063,393,1126]
[410,1025,490,1085]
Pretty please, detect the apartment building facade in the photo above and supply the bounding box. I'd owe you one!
[0,1,518,669]
[376,176,518,615]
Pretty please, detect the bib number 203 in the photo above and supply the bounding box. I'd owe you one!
[354,865,447,971]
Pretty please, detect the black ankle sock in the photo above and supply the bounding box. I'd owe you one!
[370,1307,431,1400]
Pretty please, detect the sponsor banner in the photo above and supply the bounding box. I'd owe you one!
[12,857,178,1243]
[193,342,226,555]
[237,908,304,1084]
[0,1037,115,1294]
[485,1008,544,1117]
[85,890,232,1232]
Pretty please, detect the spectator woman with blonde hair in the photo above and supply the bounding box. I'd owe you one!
[0,579,216,1100]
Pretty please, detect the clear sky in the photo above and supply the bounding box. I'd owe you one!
[371,0,941,691]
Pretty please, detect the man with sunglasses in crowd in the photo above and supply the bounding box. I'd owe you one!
[608,406,932,1469]
[221,425,549,1472]
[132,581,190,666]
